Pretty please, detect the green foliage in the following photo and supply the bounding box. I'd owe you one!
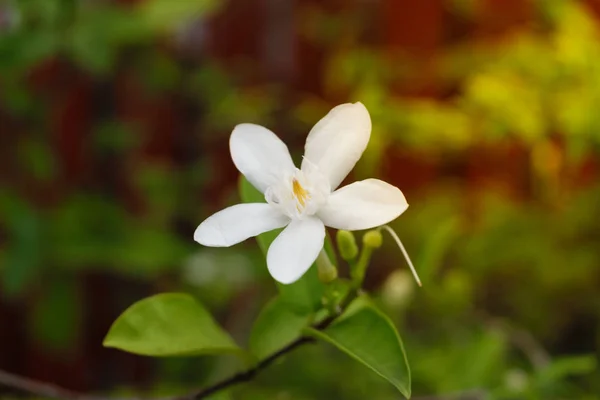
[103,174,413,396]
[0,192,43,297]
[409,327,508,394]
[0,0,218,76]
[249,297,310,359]
[104,293,244,358]
[306,297,411,398]
[47,195,190,277]
[28,278,81,353]
[138,0,220,32]
[17,137,58,183]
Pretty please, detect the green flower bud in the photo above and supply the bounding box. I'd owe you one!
[316,249,338,283]
[336,230,358,261]
[363,230,383,249]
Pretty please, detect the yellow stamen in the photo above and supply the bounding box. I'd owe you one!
[292,178,310,209]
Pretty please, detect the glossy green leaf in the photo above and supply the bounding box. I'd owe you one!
[249,297,311,360]
[104,293,244,358]
[305,297,411,398]
[238,176,326,315]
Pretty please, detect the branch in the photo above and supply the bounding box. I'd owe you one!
[183,335,315,400]
[0,369,88,400]
[0,317,335,400]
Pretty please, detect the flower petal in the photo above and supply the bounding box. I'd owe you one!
[318,179,408,231]
[301,102,371,190]
[230,123,296,193]
[266,217,325,284]
[194,203,289,247]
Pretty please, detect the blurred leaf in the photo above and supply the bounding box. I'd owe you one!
[48,195,129,269]
[416,216,460,283]
[104,293,245,359]
[190,66,277,129]
[29,277,81,352]
[238,176,326,315]
[17,137,57,182]
[458,329,507,390]
[249,296,310,360]
[134,164,179,222]
[137,52,182,92]
[68,6,149,74]
[0,78,36,115]
[137,0,219,32]
[93,121,140,152]
[0,30,59,73]
[48,195,189,276]
[305,297,411,398]
[538,355,597,382]
[0,193,43,297]
[116,227,190,276]
[16,0,64,28]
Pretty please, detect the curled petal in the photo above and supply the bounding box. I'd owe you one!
[301,102,371,190]
[318,179,408,231]
[194,203,289,247]
[230,124,296,193]
[267,217,325,284]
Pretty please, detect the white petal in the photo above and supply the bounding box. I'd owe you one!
[266,217,325,284]
[301,102,371,190]
[194,203,289,247]
[230,123,296,193]
[318,179,408,231]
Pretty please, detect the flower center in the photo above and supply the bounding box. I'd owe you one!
[292,178,310,210]
[265,163,330,220]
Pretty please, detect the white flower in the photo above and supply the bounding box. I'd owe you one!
[194,102,408,284]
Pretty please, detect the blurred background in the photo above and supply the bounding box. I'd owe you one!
[1,0,600,398]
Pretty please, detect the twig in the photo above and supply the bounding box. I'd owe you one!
[182,335,316,400]
[0,369,87,400]
[0,317,336,400]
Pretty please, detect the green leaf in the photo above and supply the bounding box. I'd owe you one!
[276,266,325,315]
[249,297,311,359]
[238,176,326,315]
[305,297,411,398]
[103,293,244,359]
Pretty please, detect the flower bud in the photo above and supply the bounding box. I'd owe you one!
[336,230,358,261]
[316,249,338,283]
[363,230,383,248]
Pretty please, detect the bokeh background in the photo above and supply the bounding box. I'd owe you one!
[1,0,600,398]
